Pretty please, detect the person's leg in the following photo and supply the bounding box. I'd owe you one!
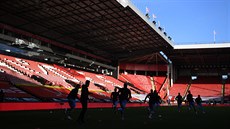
[153,102,157,112]
[67,100,75,119]
[148,102,154,118]
[113,101,117,108]
[179,103,182,112]
[112,101,115,108]
[66,100,71,114]
[188,102,192,110]
[177,103,181,112]
[121,100,127,120]
[113,100,118,113]
[191,102,197,113]
[78,101,87,122]
[198,104,205,113]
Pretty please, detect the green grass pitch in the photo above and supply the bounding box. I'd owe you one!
[1,106,229,129]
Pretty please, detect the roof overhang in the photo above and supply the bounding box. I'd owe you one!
[0,0,174,63]
[174,43,230,49]
[165,43,230,67]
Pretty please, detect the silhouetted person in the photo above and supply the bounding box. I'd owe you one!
[0,89,4,102]
[78,80,90,123]
[66,84,80,120]
[195,95,205,113]
[156,93,162,106]
[166,97,171,106]
[118,83,132,120]
[144,89,159,119]
[111,87,119,113]
[186,90,197,113]
[175,92,183,112]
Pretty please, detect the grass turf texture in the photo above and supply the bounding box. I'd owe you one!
[1,106,229,129]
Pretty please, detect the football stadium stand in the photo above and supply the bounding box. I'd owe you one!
[190,76,222,98]
[0,0,230,112]
[0,53,142,102]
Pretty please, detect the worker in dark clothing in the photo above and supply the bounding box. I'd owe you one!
[186,90,197,113]
[195,95,205,113]
[175,92,183,112]
[118,83,132,120]
[144,89,160,119]
[78,80,90,123]
[111,87,119,113]
[66,84,80,120]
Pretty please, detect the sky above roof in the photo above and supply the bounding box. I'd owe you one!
[131,0,230,45]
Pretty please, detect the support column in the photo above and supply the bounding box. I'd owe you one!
[114,66,119,79]
[221,80,225,104]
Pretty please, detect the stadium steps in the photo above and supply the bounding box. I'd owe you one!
[182,80,192,99]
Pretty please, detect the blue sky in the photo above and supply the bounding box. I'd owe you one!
[131,0,230,45]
